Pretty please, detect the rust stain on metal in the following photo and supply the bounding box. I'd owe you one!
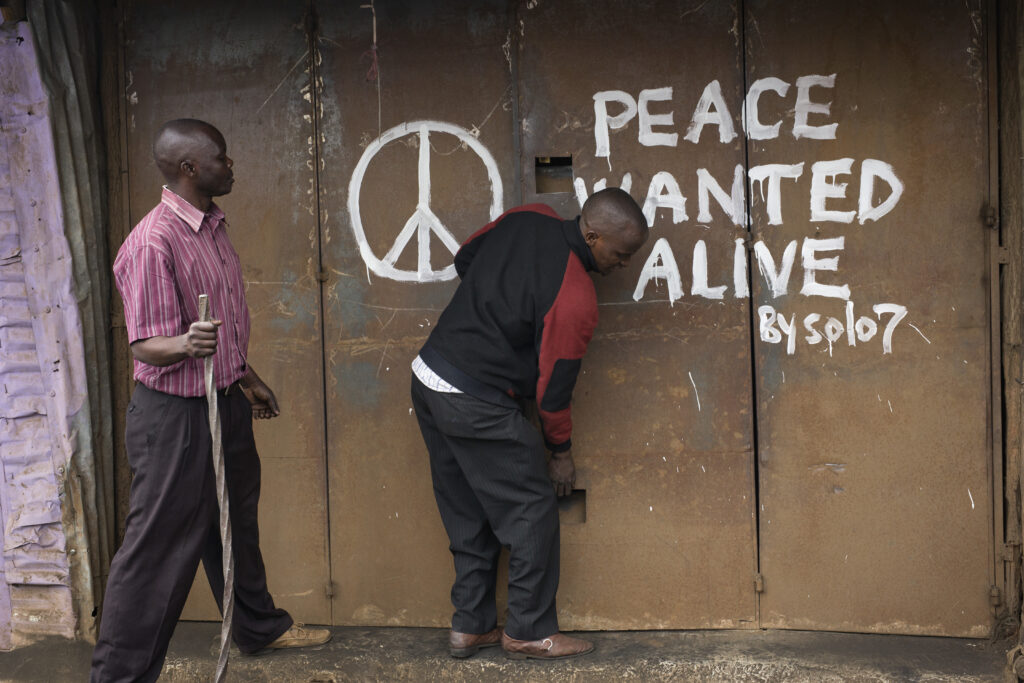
[317,0,520,627]
[747,0,993,637]
[515,0,757,629]
[112,0,1000,638]
[121,0,331,624]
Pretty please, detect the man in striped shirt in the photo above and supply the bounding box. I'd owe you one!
[91,120,328,682]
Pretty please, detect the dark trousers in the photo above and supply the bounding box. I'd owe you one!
[411,375,560,641]
[90,383,292,683]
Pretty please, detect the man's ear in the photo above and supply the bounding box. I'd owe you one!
[584,230,599,247]
[180,159,196,177]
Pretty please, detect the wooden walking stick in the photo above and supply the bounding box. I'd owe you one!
[199,294,235,683]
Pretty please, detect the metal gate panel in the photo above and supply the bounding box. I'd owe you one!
[316,0,520,626]
[517,0,758,628]
[114,0,1003,636]
[745,0,993,635]
[122,0,330,624]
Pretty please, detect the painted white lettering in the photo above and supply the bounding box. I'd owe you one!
[793,74,838,140]
[748,163,804,225]
[683,80,737,144]
[733,238,749,298]
[573,173,633,211]
[691,240,727,299]
[873,303,908,354]
[855,315,878,342]
[696,165,746,226]
[810,158,856,224]
[759,305,782,344]
[593,90,638,161]
[753,240,798,298]
[638,87,678,147]
[845,300,857,346]
[800,237,851,300]
[633,237,684,303]
[757,303,905,355]
[776,311,798,355]
[804,312,823,344]
[742,77,790,140]
[858,159,905,224]
[823,317,844,356]
[643,171,689,226]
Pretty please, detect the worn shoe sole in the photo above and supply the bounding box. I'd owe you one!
[450,640,501,658]
[266,633,333,649]
[240,634,333,657]
[504,644,595,660]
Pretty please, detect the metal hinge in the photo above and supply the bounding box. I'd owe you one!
[325,581,335,599]
[754,573,764,593]
[1001,542,1021,562]
[983,204,999,230]
[990,585,1002,607]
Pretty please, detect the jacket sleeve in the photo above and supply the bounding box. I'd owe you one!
[454,203,562,279]
[535,254,598,452]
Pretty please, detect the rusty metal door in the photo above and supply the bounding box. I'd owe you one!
[745,0,996,636]
[314,0,521,626]
[514,0,759,629]
[314,0,761,630]
[115,0,1000,637]
[121,0,331,624]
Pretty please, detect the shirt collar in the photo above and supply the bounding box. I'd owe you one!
[562,217,598,272]
[161,186,226,233]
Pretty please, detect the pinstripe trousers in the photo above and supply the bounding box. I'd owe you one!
[411,375,561,641]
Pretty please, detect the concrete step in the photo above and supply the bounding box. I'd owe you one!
[0,623,1014,682]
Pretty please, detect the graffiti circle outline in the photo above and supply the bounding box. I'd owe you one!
[347,120,504,282]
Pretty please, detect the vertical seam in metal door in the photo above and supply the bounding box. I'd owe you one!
[985,0,1006,620]
[737,0,764,629]
[305,0,334,624]
[113,0,135,543]
[510,0,524,204]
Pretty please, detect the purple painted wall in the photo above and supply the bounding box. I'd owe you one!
[0,22,83,647]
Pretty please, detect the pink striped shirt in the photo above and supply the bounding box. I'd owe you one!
[114,187,250,397]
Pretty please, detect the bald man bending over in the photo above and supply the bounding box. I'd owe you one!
[91,119,329,682]
[411,189,648,660]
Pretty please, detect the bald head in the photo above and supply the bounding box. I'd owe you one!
[153,119,234,203]
[153,119,224,181]
[581,187,647,240]
[580,188,649,275]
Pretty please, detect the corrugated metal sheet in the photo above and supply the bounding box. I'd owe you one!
[0,22,84,646]
[26,0,117,642]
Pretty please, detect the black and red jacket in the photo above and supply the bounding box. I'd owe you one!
[419,204,598,452]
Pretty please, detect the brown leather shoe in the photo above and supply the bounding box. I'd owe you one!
[265,623,332,650]
[449,627,502,658]
[501,631,594,660]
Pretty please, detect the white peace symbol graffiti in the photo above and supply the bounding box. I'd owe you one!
[347,120,504,282]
